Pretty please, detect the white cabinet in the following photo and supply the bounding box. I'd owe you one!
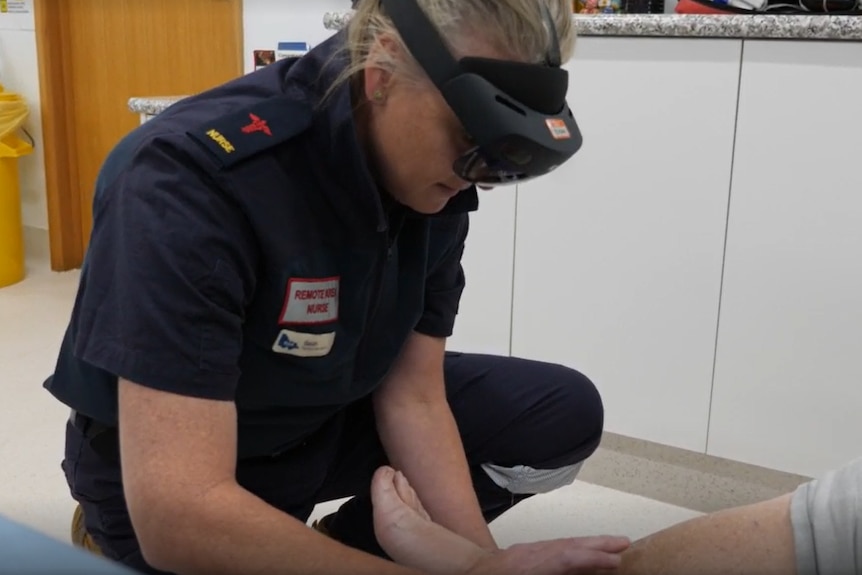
[707,41,862,478]
[448,188,517,357]
[511,37,742,452]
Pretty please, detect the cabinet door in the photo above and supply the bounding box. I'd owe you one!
[708,41,862,477]
[448,189,518,357]
[512,38,741,452]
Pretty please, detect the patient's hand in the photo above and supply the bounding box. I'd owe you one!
[370,465,631,575]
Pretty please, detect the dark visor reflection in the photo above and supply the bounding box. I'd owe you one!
[454,151,526,185]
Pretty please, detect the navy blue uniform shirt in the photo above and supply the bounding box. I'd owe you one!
[44,31,479,459]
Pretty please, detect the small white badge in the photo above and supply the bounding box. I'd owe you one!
[272,329,336,357]
[545,118,571,141]
[280,277,339,325]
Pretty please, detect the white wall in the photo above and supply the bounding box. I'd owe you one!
[0,1,48,231]
[242,0,345,74]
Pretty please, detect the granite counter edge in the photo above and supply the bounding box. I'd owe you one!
[324,11,862,40]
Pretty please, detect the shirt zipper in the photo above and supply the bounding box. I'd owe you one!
[354,230,394,377]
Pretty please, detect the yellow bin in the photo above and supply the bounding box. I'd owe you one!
[0,134,33,288]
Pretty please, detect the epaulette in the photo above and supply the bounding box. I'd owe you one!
[187,96,312,169]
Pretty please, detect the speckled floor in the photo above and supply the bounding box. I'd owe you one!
[0,257,704,554]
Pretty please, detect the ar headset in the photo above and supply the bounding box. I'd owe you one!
[379,0,583,186]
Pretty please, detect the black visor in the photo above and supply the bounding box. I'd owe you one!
[380,0,583,186]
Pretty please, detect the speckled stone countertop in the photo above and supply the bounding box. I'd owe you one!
[129,12,862,116]
[127,96,187,116]
[324,11,862,40]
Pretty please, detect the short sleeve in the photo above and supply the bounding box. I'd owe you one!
[72,132,258,401]
[414,214,469,338]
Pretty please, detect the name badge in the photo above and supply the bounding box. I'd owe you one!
[272,329,335,357]
[279,277,339,325]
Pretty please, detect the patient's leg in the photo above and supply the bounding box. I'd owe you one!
[370,465,797,575]
[618,493,796,575]
[372,458,862,575]
[621,456,862,575]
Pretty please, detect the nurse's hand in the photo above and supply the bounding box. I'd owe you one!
[464,536,630,575]
[371,466,630,575]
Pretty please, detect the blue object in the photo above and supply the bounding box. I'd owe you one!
[277,41,310,52]
[0,514,137,574]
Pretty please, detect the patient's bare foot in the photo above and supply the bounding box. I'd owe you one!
[371,465,631,575]
[371,466,488,575]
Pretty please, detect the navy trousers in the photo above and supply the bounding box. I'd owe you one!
[63,352,604,574]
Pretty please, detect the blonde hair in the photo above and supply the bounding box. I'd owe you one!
[324,0,576,102]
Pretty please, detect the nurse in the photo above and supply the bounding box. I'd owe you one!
[44,1,625,573]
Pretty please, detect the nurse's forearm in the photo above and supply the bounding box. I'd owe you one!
[146,479,427,575]
[374,393,498,551]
